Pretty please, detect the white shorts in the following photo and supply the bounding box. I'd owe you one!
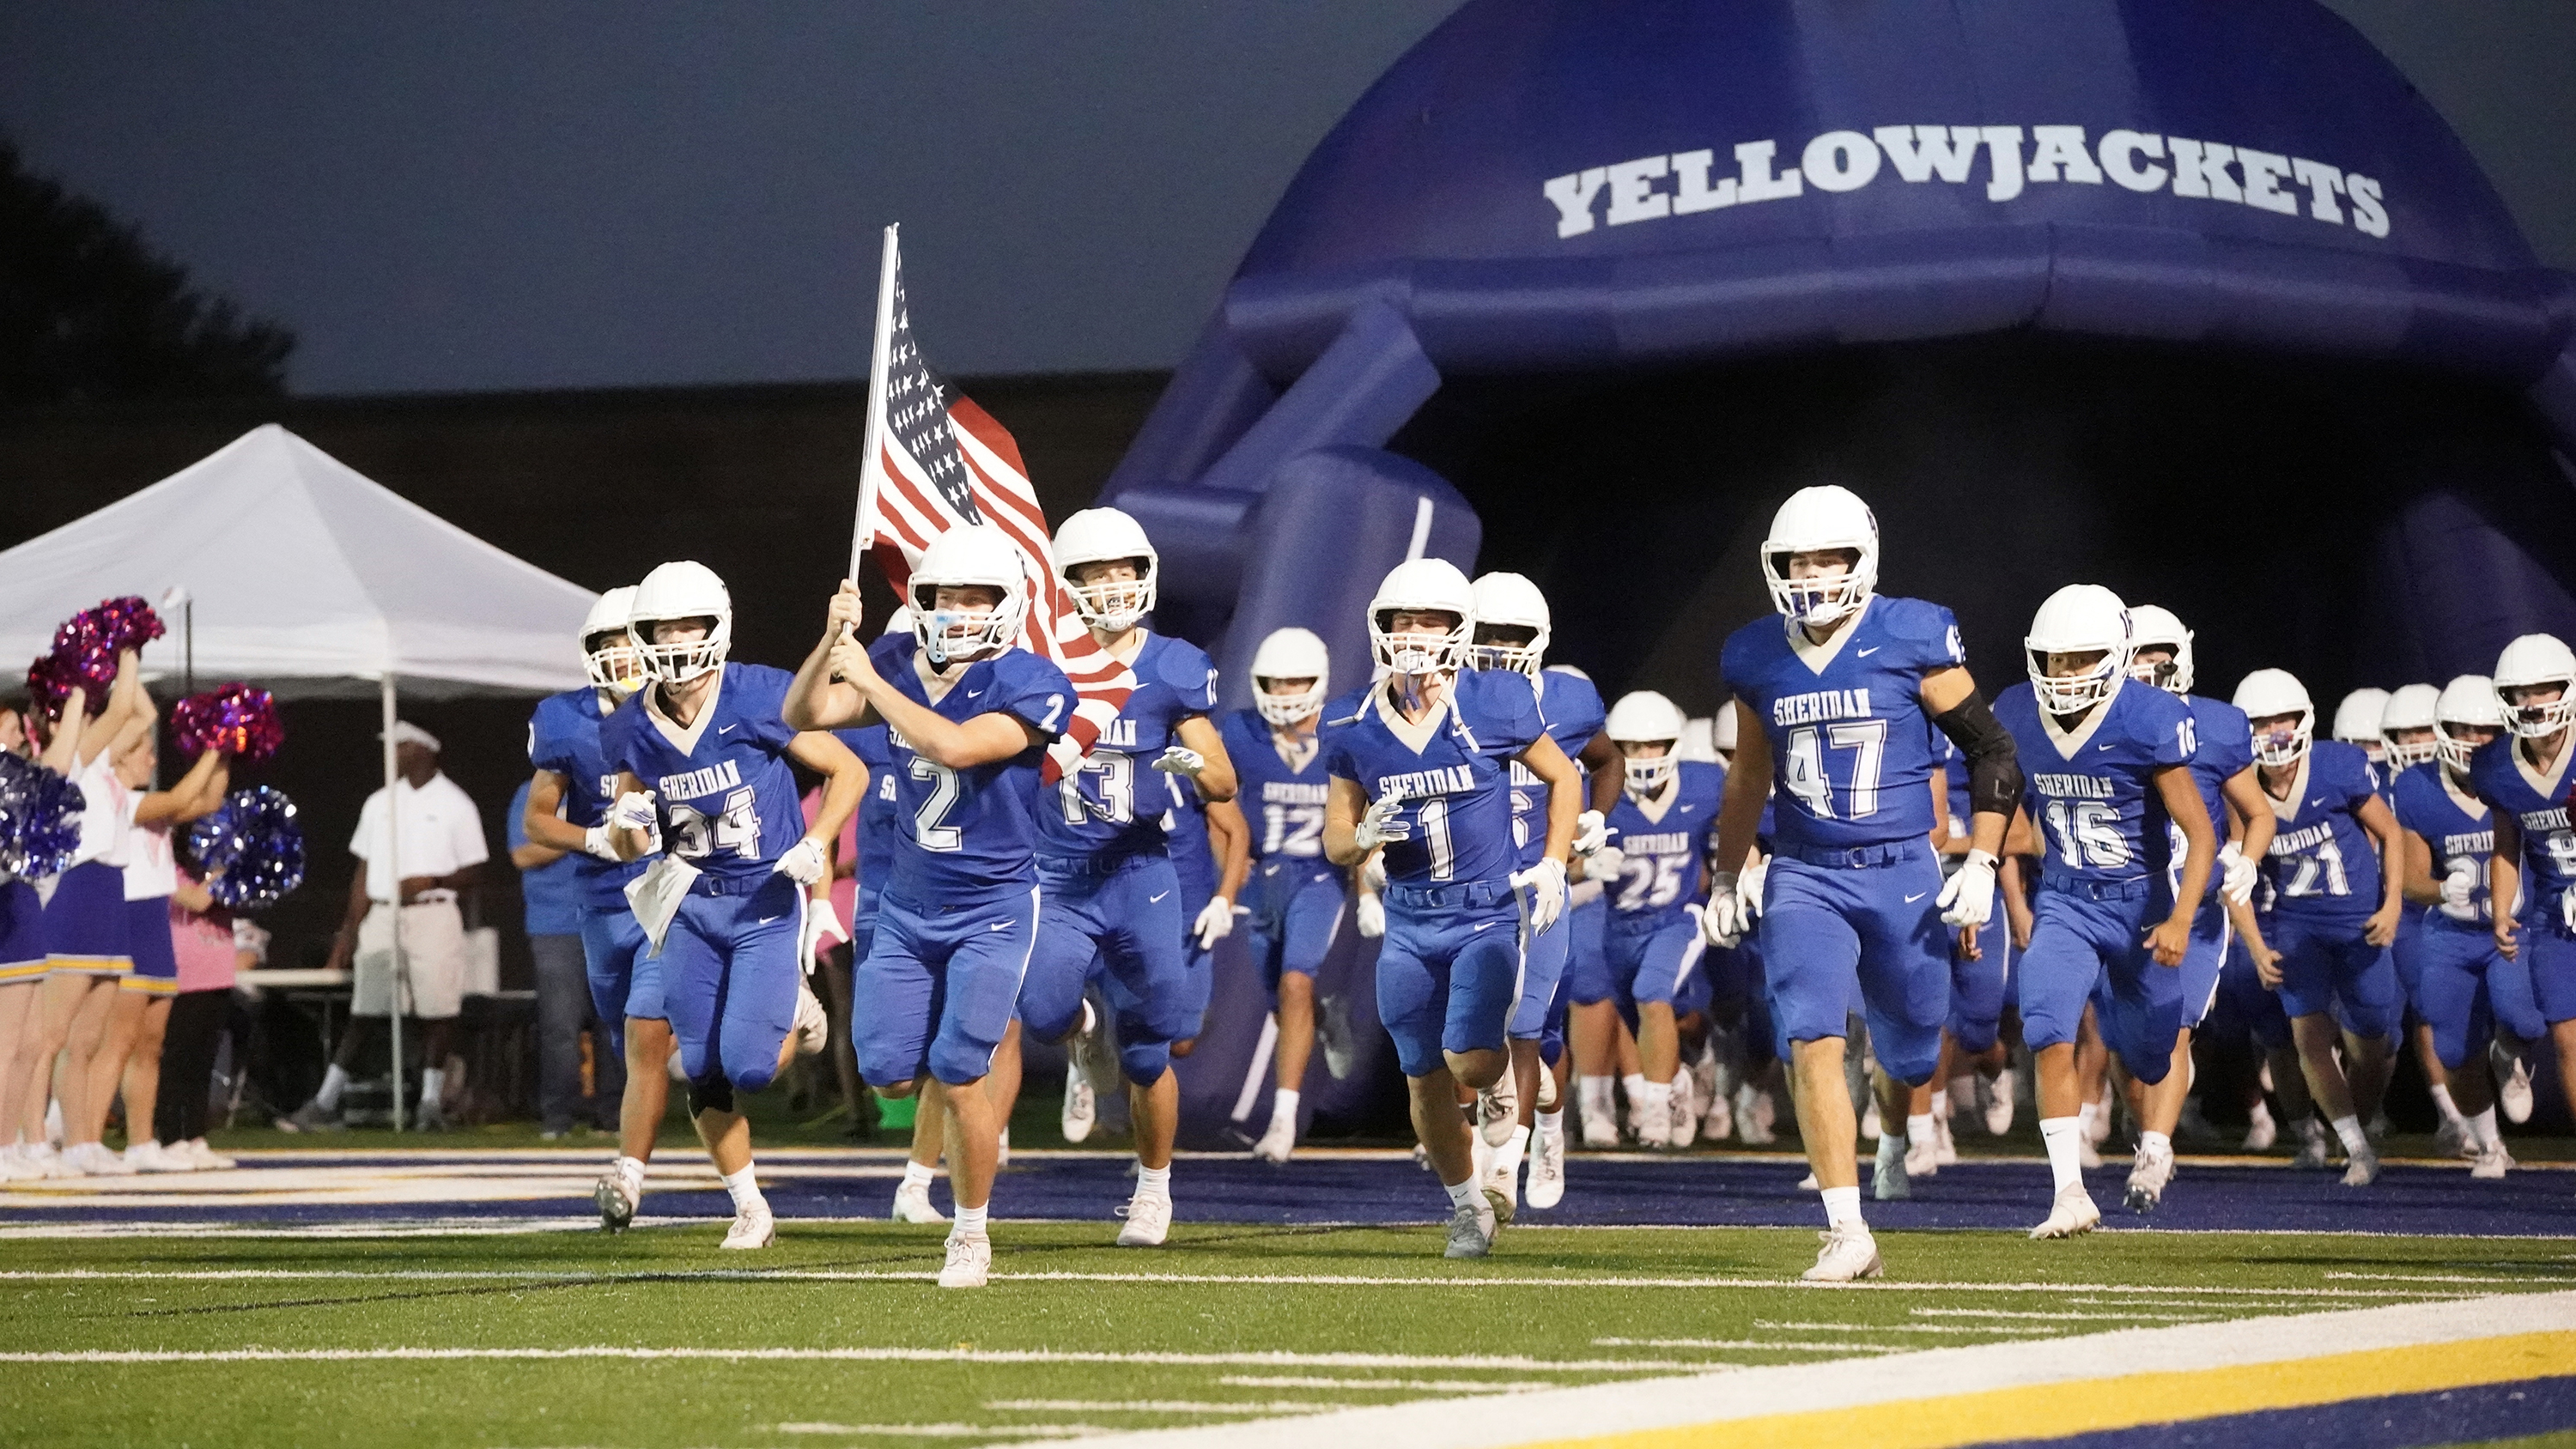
[353,900,467,1020]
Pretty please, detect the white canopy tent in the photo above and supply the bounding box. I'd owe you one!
[0,424,599,1128]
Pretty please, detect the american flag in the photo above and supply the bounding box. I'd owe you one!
[853,227,1135,775]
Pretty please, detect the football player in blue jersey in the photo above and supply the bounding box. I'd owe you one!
[786,525,1076,1288]
[2332,688,2393,790]
[1993,587,2216,1237]
[1321,558,1583,1259]
[1704,485,2020,1282]
[1016,506,1239,1246]
[1462,573,1618,1214]
[2112,605,2269,1211]
[2475,635,2576,1137]
[2392,674,2525,1178]
[518,586,672,1231]
[2231,668,2403,1186]
[1227,627,1347,1165]
[2377,682,2467,1151]
[598,562,866,1250]
[1589,691,1723,1154]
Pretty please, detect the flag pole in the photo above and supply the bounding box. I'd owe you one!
[848,224,902,584]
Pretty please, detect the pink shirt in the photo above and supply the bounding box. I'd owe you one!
[800,787,860,929]
[170,875,238,993]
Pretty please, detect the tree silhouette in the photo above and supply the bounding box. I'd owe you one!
[0,134,295,406]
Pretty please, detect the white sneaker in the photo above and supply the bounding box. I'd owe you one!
[2123,1142,2174,1213]
[2470,1143,2514,1179]
[793,979,829,1058]
[1932,1106,1958,1167]
[2496,1046,2535,1125]
[2434,1116,2473,1161]
[1115,1191,1172,1247]
[720,1201,775,1249]
[1059,1058,1097,1144]
[1803,1225,1882,1282]
[939,1231,992,1288]
[0,1146,35,1182]
[70,1142,133,1176]
[184,1139,236,1171]
[1904,1135,1941,1179]
[2341,1142,2380,1187]
[1443,1198,1496,1258]
[2030,1185,2101,1240]
[1983,1069,2016,1136]
[21,1143,76,1179]
[1872,1137,1911,1201]
[129,1141,193,1173]
[1250,1111,1296,1165]
[1477,1066,1518,1148]
[1580,1107,1619,1149]
[1668,1072,1700,1149]
[1735,1082,1777,1145]
[2243,1104,2278,1152]
[1526,1116,1565,1210]
[891,1179,947,1223]
[2292,1121,2332,1170]
[595,1164,642,1233]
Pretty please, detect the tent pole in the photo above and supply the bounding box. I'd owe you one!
[381,672,405,1134]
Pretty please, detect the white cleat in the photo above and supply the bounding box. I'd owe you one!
[1802,1225,1883,1282]
[1115,1191,1172,1247]
[0,1146,36,1183]
[2076,1131,2103,1172]
[1526,1116,1566,1210]
[1059,1058,1097,1144]
[1480,1145,1519,1222]
[1632,1093,1672,1150]
[1931,1106,1959,1167]
[2030,1185,2101,1240]
[1668,1071,1701,1149]
[720,1202,776,1250]
[891,1179,947,1223]
[2470,1143,2514,1179]
[128,1141,194,1173]
[1443,1198,1497,1258]
[69,1142,134,1176]
[182,1139,237,1171]
[1982,1069,2016,1137]
[2341,1143,2380,1187]
[1904,1136,1941,1179]
[2496,1046,2535,1125]
[1477,1067,1519,1148]
[595,1165,641,1233]
[2123,1142,2175,1214]
[1250,1113,1297,1165]
[793,978,829,1058]
[1702,1082,1733,1143]
[2291,1121,2331,1170]
[1735,1082,1777,1145]
[1580,1110,1619,1149]
[21,1143,76,1179]
[939,1231,992,1288]
[1534,1058,1560,1113]
[2242,1104,2278,1152]
[2434,1117,2473,1161]
[1872,1138,1911,1201]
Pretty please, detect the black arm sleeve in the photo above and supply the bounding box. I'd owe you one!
[1932,690,2024,825]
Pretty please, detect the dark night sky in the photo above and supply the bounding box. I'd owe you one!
[3,1,2568,397]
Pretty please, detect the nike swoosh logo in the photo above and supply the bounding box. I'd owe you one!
[966,689,986,700]
[2096,743,2117,751]
[987,920,1012,932]
[1856,646,1880,657]
[755,914,782,925]
[1148,891,1170,903]
[719,724,738,735]
[1904,892,1929,904]
[1473,920,1506,931]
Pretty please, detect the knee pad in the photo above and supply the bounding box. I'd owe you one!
[685,1073,736,1118]
[1119,1036,1172,1087]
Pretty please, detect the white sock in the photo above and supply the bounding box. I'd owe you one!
[1134,1162,1171,1198]
[1495,1125,1530,1182]
[2139,1130,2172,1157]
[1537,1107,1564,1140]
[2469,1106,2500,1149]
[1906,1113,1935,1148]
[952,1203,988,1238]
[315,1064,350,1111]
[2429,1082,2464,1125]
[1443,1175,1482,1212]
[902,1161,936,1189]
[2330,1113,2370,1156]
[1819,1185,1864,1229]
[419,1067,446,1109]
[1621,1073,1649,1112]
[1579,1076,1614,1123]
[2039,1117,2083,1195]
[720,1164,764,1213]
[1270,1088,1300,1127]
[613,1154,647,1187]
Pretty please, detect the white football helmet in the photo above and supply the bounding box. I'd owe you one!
[2494,634,2576,740]
[1607,690,1686,796]
[1366,558,1474,676]
[1251,626,1330,727]
[1054,506,1157,634]
[2379,683,2441,767]
[2330,688,2390,749]
[580,585,644,695]
[2233,669,2315,768]
[2436,673,2504,772]
[1712,705,1740,757]
[884,605,914,638]
[1466,572,1551,676]
[1760,485,1878,628]
[629,562,732,683]
[2024,585,2131,716]
[2125,603,2194,695]
[1677,717,1720,764]
[911,525,1030,667]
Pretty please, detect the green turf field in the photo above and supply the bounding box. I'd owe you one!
[3,1223,2569,1447]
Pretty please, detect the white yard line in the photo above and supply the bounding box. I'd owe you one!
[1592,1337,1905,1355]
[775,1423,1101,1439]
[0,1347,1713,1371]
[1216,1377,1551,1392]
[1911,1307,2219,1322]
[1752,1320,2044,1335]
[986,1400,1334,1415]
[2324,1270,2576,1285]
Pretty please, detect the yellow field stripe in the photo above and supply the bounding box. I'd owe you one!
[1532,1330,2576,1449]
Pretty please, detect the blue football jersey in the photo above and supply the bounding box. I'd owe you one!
[1163,773,1218,906]
[1222,709,1332,864]
[836,724,900,921]
[601,664,808,888]
[527,686,647,908]
[1720,595,1965,852]
[868,632,1073,905]
[2391,761,2495,925]
[1034,632,1215,860]
[1507,667,1606,870]
[1322,670,1545,888]
[1601,760,1723,925]
[1996,678,2194,887]
[2466,735,2576,916]
[2178,695,2255,840]
[2258,740,2385,921]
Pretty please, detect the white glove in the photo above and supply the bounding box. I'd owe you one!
[1352,793,1410,852]
[1572,809,1607,858]
[1938,849,1998,928]
[1360,853,1388,893]
[1740,855,1768,914]
[1046,734,1084,779]
[1702,870,1749,947]
[2561,885,2576,936]
[1193,896,1237,949]
[774,835,829,887]
[800,898,847,968]
[2218,840,2259,906]
[1152,745,1205,777]
[1514,857,1567,932]
[608,790,659,832]
[580,823,623,862]
[1586,843,1627,886]
[1355,890,1387,939]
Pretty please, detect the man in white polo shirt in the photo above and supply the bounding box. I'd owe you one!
[281,722,489,1131]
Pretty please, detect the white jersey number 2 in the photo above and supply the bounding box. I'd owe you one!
[1782,719,1887,821]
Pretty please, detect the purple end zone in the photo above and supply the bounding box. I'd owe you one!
[1971,1374,2576,1449]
